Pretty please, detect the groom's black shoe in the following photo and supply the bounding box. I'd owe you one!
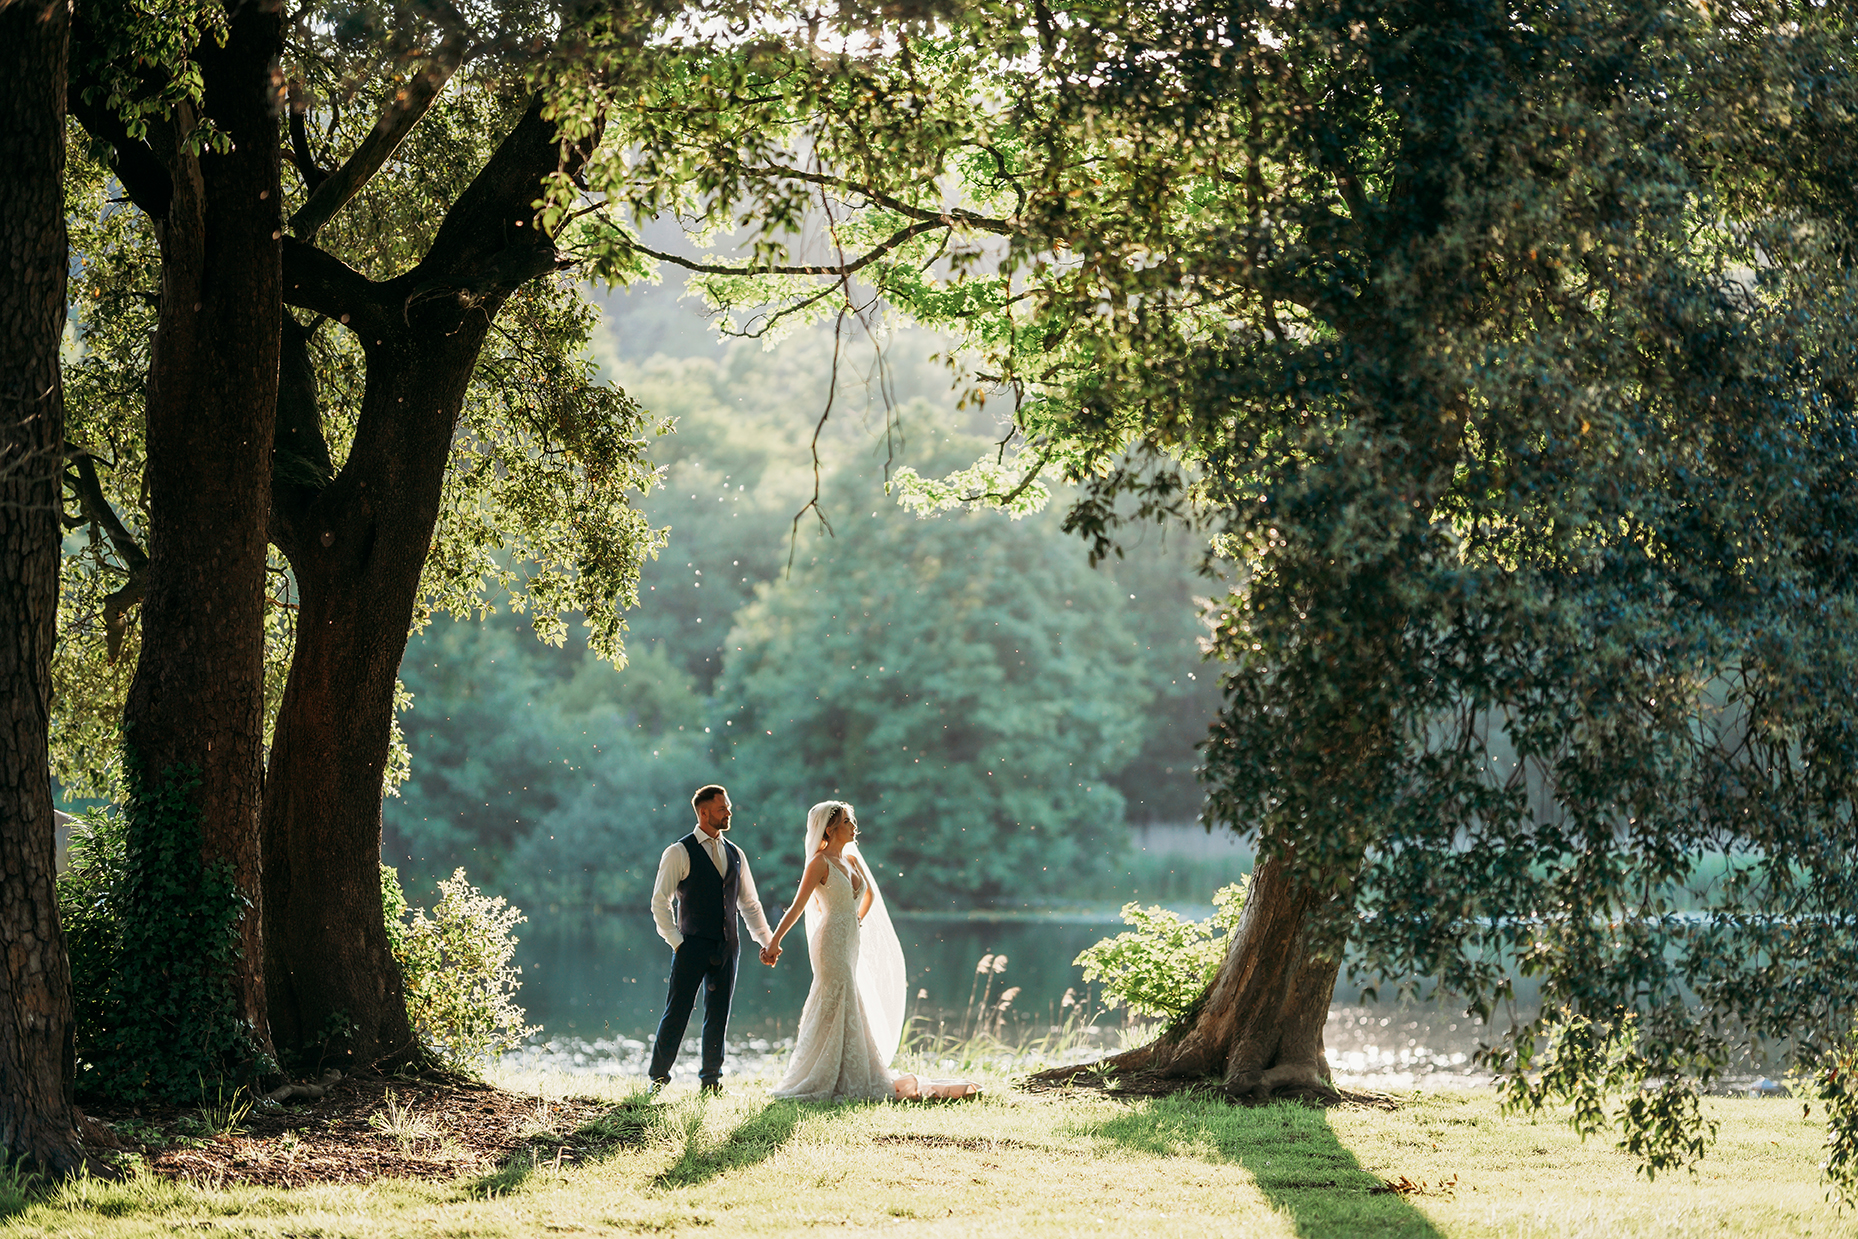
[699,1082,725,1097]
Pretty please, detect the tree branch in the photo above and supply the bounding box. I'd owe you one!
[66,82,172,219]
[396,232,566,325]
[281,236,390,333]
[65,448,146,573]
[1334,170,1371,224]
[717,282,842,340]
[64,446,148,662]
[288,25,470,239]
[624,217,947,278]
[747,161,1014,235]
[413,91,601,285]
[975,449,1051,506]
[287,81,331,193]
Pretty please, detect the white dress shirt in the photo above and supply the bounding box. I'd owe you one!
[650,830,774,951]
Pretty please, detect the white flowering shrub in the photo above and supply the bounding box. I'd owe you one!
[383,866,540,1070]
[1073,881,1248,1023]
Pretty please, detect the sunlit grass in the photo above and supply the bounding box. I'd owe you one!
[2,1082,1843,1237]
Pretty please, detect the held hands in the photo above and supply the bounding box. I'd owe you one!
[759,942,782,967]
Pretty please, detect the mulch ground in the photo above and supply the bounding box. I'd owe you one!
[79,1073,632,1189]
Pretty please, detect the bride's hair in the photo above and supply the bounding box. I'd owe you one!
[805,800,852,855]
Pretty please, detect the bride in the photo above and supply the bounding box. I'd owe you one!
[762,801,978,1102]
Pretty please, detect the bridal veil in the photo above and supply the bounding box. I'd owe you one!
[802,800,907,1065]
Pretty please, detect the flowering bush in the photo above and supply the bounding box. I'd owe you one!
[1073,881,1247,1023]
[383,866,539,1070]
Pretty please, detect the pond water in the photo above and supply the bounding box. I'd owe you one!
[517,912,1136,1041]
[507,911,1505,1090]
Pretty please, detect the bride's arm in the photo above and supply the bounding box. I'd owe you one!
[850,855,875,922]
[766,857,828,953]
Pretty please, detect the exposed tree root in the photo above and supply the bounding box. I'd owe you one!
[1021,1061,1395,1109]
[264,1068,344,1104]
[1023,856,1393,1109]
[74,1108,128,1150]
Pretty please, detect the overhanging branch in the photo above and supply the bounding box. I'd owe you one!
[289,22,471,240]
[623,216,947,278]
[748,162,1014,235]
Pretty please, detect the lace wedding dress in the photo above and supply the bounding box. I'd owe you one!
[770,807,977,1103]
[770,858,901,1101]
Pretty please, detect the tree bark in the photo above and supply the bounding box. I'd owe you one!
[261,94,590,1067]
[117,0,284,1058]
[1032,857,1354,1102]
[0,0,86,1174]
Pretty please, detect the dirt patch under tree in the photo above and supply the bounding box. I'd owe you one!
[78,1072,649,1189]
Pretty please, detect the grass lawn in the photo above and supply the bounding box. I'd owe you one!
[2,1068,1845,1238]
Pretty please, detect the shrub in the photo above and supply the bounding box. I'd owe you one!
[1810,1026,1858,1207]
[1073,881,1248,1023]
[382,866,539,1070]
[56,805,128,1067]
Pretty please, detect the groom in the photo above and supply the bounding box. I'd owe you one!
[647,784,777,1094]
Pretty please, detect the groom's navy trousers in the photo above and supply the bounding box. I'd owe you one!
[649,934,736,1084]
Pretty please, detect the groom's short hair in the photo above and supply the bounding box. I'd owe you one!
[692,784,728,812]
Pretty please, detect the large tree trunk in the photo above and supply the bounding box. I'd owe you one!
[261,95,590,1067]
[1033,857,1352,1102]
[118,0,284,1061]
[0,0,86,1175]
[258,319,485,1068]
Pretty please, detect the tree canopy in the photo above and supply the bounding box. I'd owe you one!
[56,52,660,805]
[548,0,1858,1182]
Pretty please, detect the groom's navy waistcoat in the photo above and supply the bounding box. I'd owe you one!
[675,833,740,950]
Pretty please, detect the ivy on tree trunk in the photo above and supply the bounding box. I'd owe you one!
[75,0,288,1075]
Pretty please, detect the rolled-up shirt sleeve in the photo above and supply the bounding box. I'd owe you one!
[735,852,774,949]
[650,843,688,949]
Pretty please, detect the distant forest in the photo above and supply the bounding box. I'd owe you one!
[384,281,1225,913]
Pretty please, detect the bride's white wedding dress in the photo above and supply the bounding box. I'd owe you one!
[771,848,977,1103]
[771,858,899,1101]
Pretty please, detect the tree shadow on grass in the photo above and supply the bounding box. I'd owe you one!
[462,1093,840,1198]
[651,1099,803,1190]
[463,1093,666,1198]
[466,1144,549,1199]
[1090,1095,1447,1239]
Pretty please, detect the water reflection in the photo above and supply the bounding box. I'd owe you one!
[1324,1006,1494,1090]
[516,912,1121,1040]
